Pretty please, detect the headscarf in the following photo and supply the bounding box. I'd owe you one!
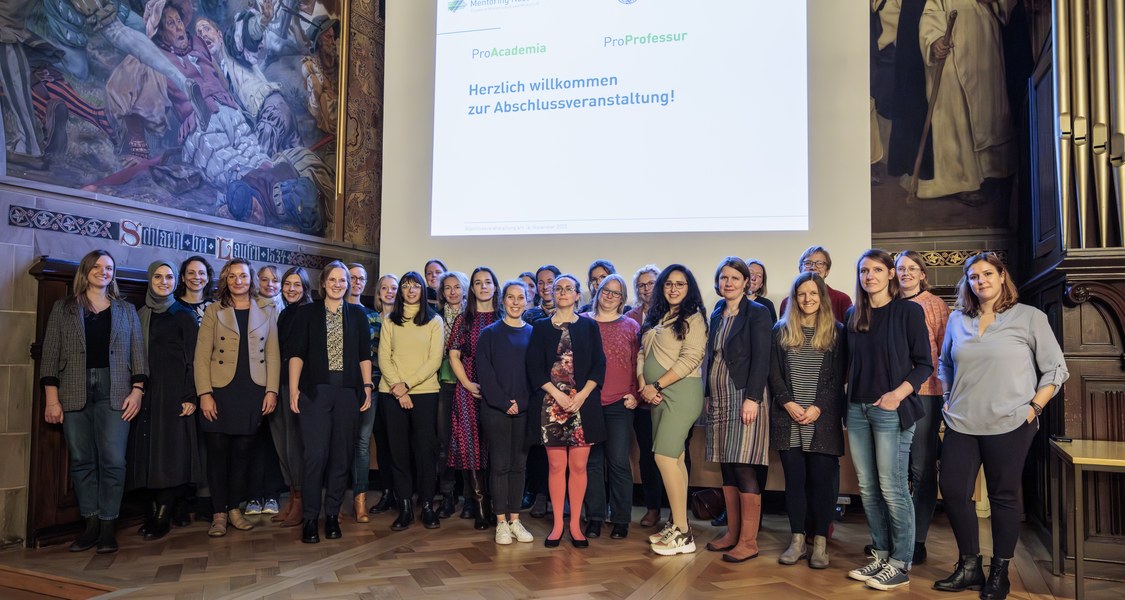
[141,260,177,343]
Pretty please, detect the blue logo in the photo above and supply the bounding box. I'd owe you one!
[619,0,638,4]
[449,0,466,12]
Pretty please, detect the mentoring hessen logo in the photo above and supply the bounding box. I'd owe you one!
[449,0,466,12]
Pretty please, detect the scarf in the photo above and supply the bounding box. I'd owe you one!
[141,260,177,344]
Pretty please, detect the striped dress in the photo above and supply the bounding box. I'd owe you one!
[706,315,769,465]
[787,326,825,451]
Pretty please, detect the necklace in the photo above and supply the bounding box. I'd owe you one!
[901,290,922,301]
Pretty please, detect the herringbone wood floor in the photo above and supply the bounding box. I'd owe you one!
[1,501,1122,599]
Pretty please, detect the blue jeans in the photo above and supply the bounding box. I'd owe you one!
[352,391,377,493]
[847,402,916,569]
[584,399,635,524]
[62,368,131,520]
[910,394,942,543]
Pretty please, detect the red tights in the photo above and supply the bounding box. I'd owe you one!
[546,445,590,541]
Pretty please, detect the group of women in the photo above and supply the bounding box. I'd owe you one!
[40,246,1067,600]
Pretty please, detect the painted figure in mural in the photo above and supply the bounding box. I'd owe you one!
[0,0,51,169]
[194,16,300,157]
[913,0,1017,203]
[302,16,339,135]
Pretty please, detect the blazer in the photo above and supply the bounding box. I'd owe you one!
[284,300,372,399]
[526,316,608,444]
[194,300,280,396]
[767,322,847,456]
[40,298,148,412]
[705,297,772,402]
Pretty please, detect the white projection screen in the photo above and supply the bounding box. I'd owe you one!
[380,0,869,308]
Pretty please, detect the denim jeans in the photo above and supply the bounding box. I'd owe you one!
[352,390,378,493]
[847,402,916,569]
[584,399,635,524]
[62,368,131,520]
[909,394,942,543]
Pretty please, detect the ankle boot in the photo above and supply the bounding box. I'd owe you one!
[96,519,118,554]
[422,501,440,529]
[707,486,741,551]
[354,492,370,523]
[980,557,1011,599]
[281,491,303,528]
[137,500,157,537]
[70,516,100,552]
[391,498,414,530]
[301,518,320,543]
[228,508,253,530]
[722,493,761,563]
[144,504,172,541]
[933,554,985,592]
[273,487,295,523]
[370,489,394,514]
[438,494,456,518]
[778,533,808,565]
[809,535,830,569]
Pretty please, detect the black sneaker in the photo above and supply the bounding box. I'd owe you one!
[865,563,909,591]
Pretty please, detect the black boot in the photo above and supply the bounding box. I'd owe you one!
[932,554,985,592]
[137,500,157,537]
[302,519,320,543]
[438,494,456,519]
[391,499,414,531]
[370,489,394,514]
[468,470,489,530]
[325,515,342,539]
[143,505,172,541]
[980,557,1011,600]
[96,519,118,554]
[69,516,100,552]
[421,501,440,529]
[711,510,727,527]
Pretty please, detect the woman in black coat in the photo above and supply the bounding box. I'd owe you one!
[526,274,606,548]
[128,260,201,542]
[768,272,847,569]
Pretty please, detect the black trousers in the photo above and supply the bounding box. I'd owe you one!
[939,419,1037,559]
[778,448,840,537]
[204,433,254,512]
[299,374,360,519]
[373,388,395,491]
[481,405,528,516]
[632,407,666,509]
[381,391,439,501]
[436,381,457,497]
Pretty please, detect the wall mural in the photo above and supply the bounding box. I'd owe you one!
[870,0,1034,233]
[0,0,343,239]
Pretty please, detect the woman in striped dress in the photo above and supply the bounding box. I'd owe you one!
[768,272,846,569]
[704,257,773,563]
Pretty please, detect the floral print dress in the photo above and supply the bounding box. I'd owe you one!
[540,322,587,446]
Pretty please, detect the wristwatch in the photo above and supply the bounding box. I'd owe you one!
[653,382,664,392]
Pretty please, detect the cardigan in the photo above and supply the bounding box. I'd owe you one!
[705,297,772,402]
[284,300,372,398]
[768,322,847,455]
[40,298,148,411]
[194,300,281,396]
[638,311,707,380]
[907,291,951,396]
[844,299,934,430]
[780,285,853,321]
[526,316,608,444]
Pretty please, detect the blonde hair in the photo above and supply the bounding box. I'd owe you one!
[778,272,837,351]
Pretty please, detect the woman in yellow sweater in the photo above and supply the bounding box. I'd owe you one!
[378,271,445,530]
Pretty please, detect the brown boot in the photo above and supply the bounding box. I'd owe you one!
[722,493,761,562]
[354,492,370,523]
[280,491,303,528]
[706,486,741,551]
[273,487,296,523]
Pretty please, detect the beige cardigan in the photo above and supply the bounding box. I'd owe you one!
[638,312,706,380]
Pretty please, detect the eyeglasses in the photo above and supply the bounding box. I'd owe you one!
[553,285,577,294]
[401,282,422,291]
[663,281,687,290]
[352,276,368,282]
[600,289,623,299]
[896,266,922,274]
[802,260,828,270]
[636,281,656,291]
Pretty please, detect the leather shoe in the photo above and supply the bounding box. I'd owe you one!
[610,523,629,539]
[438,495,456,519]
[544,535,561,548]
[421,502,440,529]
[585,520,602,539]
[370,489,394,514]
[302,519,320,543]
[391,499,414,531]
[325,515,342,539]
[570,534,589,549]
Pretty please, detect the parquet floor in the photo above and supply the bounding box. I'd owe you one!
[1,502,1122,599]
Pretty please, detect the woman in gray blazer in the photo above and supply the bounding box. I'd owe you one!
[41,250,148,554]
[194,258,280,537]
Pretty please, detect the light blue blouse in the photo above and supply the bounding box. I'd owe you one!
[938,303,1068,436]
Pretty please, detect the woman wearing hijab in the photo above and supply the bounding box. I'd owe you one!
[127,261,201,541]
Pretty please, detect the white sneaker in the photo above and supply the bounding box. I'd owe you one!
[648,521,676,544]
[651,528,696,556]
[495,521,513,545]
[508,519,534,543]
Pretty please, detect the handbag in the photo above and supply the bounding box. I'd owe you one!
[690,487,725,521]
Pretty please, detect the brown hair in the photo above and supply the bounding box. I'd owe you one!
[319,260,351,298]
[746,258,768,297]
[955,252,1018,317]
[216,258,258,307]
[895,250,931,293]
[713,256,751,296]
[778,272,837,351]
[798,245,833,272]
[848,249,899,333]
[68,250,121,311]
